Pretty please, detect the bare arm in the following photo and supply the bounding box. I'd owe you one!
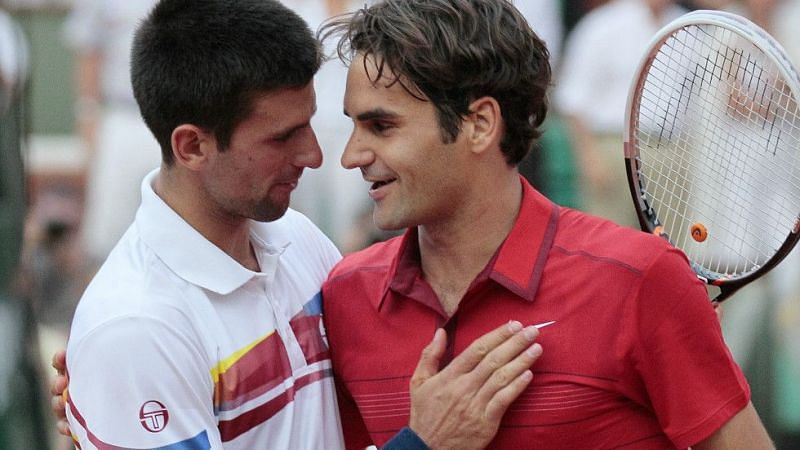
[692,402,773,450]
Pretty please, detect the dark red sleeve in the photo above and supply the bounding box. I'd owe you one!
[633,247,750,448]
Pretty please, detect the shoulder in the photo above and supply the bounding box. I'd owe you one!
[326,235,403,282]
[67,313,209,392]
[554,208,675,274]
[553,208,710,323]
[70,234,199,346]
[69,313,197,358]
[321,236,403,313]
[321,237,403,328]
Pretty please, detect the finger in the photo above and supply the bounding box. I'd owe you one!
[410,328,447,390]
[51,393,66,418]
[465,325,540,385]
[50,373,68,396]
[476,342,542,406]
[57,419,72,437]
[51,349,67,374]
[484,369,534,423]
[442,320,524,377]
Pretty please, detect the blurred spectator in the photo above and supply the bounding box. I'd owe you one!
[678,0,736,8]
[0,8,51,449]
[517,1,564,68]
[15,183,84,450]
[19,185,84,333]
[554,0,686,225]
[711,1,800,448]
[516,1,582,210]
[0,7,27,116]
[63,0,161,267]
[561,0,611,35]
[2,0,71,10]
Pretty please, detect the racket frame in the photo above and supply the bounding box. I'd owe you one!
[623,10,800,303]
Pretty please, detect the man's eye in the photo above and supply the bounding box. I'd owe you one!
[371,121,392,133]
[274,128,303,143]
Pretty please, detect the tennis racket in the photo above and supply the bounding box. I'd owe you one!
[624,10,800,304]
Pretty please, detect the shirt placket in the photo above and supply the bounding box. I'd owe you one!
[258,252,307,373]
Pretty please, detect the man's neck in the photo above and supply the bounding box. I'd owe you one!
[419,174,523,316]
[154,169,260,272]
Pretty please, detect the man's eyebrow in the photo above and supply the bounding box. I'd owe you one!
[273,105,318,137]
[271,120,308,139]
[343,107,399,121]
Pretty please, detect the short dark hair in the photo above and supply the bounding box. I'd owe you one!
[131,0,322,165]
[320,0,551,165]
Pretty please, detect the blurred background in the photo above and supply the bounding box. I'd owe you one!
[0,0,797,449]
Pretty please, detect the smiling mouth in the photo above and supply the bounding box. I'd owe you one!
[370,179,396,190]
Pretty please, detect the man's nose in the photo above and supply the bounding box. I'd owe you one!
[340,132,372,169]
[296,131,323,169]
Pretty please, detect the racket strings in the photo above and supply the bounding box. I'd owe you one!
[639,70,791,250]
[633,23,800,278]
[638,86,797,275]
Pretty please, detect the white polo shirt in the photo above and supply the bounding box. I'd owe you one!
[66,169,345,449]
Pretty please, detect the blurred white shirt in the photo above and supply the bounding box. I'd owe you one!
[554,0,685,133]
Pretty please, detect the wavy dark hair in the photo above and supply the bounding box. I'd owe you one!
[132,0,321,165]
[319,0,551,165]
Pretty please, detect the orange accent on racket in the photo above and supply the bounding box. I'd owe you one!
[691,223,708,242]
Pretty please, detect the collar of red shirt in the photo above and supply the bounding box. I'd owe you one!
[376,176,560,311]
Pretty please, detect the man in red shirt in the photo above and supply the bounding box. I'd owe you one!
[320,0,773,448]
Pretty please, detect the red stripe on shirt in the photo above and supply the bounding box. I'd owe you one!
[289,314,329,364]
[214,332,292,412]
[218,368,332,442]
[68,399,127,450]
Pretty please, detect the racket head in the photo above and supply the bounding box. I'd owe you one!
[624,10,800,302]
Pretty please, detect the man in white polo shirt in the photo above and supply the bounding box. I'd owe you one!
[58,0,543,448]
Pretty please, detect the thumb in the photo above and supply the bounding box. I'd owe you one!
[410,328,447,389]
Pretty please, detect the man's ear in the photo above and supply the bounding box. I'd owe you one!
[171,124,214,170]
[466,96,502,154]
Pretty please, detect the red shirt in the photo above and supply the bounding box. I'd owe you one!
[322,178,749,449]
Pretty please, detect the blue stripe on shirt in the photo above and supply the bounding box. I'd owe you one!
[303,292,323,316]
[152,430,211,450]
